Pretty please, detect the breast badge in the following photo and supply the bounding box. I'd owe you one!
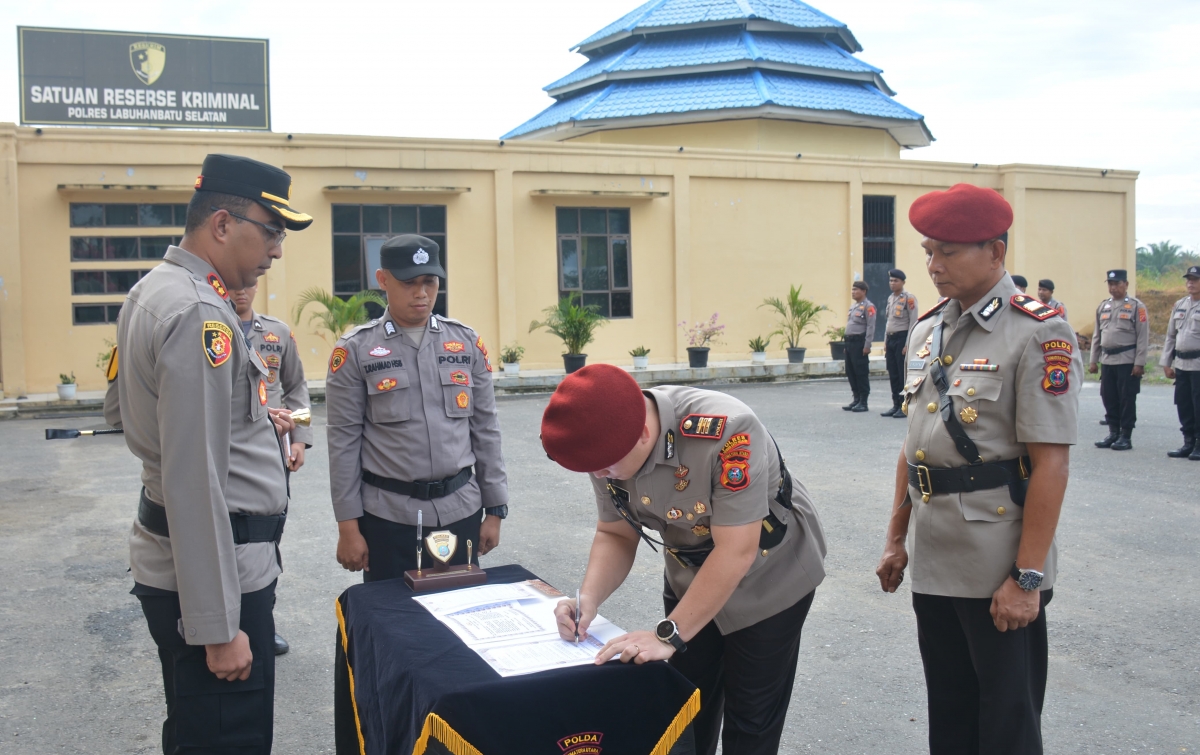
[267,354,280,367]
[959,406,978,424]
[258,379,268,405]
[674,465,689,479]
[450,370,470,386]
[674,479,690,491]
[640,495,652,506]
[369,346,391,357]
[376,377,398,391]
[456,391,470,409]
[267,369,277,384]
[667,508,683,520]
[202,321,233,368]
[691,524,710,538]
[693,502,707,515]
[263,332,280,343]
[443,341,465,353]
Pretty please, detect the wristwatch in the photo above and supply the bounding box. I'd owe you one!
[655,619,687,653]
[1010,563,1044,592]
[484,505,508,520]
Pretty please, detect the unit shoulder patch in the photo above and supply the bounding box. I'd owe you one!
[1010,295,1058,321]
[330,347,348,374]
[917,298,950,322]
[202,321,234,367]
[679,414,727,439]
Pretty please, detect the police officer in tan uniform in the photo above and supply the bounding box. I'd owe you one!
[1036,279,1067,320]
[882,269,918,417]
[1161,265,1200,460]
[326,234,508,582]
[115,154,312,753]
[843,280,877,412]
[876,184,1080,755]
[543,365,826,755]
[1088,269,1149,450]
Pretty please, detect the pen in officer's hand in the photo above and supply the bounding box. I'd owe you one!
[575,589,581,644]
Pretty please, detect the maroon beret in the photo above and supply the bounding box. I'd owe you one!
[541,364,646,473]
[909,183,1013,244]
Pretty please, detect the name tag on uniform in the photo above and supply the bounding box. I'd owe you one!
[908,359,926,370]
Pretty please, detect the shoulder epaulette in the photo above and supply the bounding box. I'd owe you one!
[1010,294,1058,321]
[679,414,727,439]
[341,319,378,341]
[917,298,950,322]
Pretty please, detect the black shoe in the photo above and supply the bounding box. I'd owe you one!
[1111,433,1132,451]
[852,401,869,412]
[1099,419,1109,425]
[1095,432,1119,448]
[843,399,860,411]
[1168,438,1196,458]
[893,408,907,418]
[273,633,290,655]
[881,406,900,417]
[1190,449,1200,461]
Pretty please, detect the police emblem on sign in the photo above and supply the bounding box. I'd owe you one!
[425,531,458,564]
[129,42,166,86]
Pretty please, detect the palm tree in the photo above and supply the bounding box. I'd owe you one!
[760,285,829,348]
[1136,241,1183,275]
[292,287,387,344]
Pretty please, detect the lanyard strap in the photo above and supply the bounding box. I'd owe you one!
[928,311,983,465]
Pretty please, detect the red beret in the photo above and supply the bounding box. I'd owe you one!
[541,364,646,473]
[909,183,1013,244]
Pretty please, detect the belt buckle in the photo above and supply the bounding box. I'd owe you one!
[668,549,688,568]
[916,465,933,503]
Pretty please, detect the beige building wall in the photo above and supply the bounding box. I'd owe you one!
[0,125,1136,396]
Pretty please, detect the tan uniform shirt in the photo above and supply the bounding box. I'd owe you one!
[589,385,826,634]
[1046,298,1068,321]
[1089,296,1149,367]
[1161,295,1200,371]
[900,275,1080,598]
[326,312,508,526]
[885,290,919,335]
[845,299,877,347]
[118,246,288,645]
[245,312,313,447]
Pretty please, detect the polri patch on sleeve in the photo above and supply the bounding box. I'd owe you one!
[206,273,228,300]
[1139,306,1147,323]
[202,321,234,367]
[1010,295,1058,321]
[679,414,727,439]
[329,347,348,374]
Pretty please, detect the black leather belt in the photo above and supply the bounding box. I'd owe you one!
[138,488,286,544]
[1102,344,1136,356]
[908,457,1031,506]
[362,467,472,500]
[1176,349,1200,360]
[845,334,865,341]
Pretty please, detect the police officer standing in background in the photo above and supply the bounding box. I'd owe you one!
[326,235,508,581]
[1037,279,1067,320]
[543,364,826,755]
[876,184,1080,755]
[1161,265,1200,460]
[882,269,918,417]
[1010,274,1028,293]
[116,154,312,753]
[1089,269,1149,451]
[843,280,876,412]
[231,281,313,656]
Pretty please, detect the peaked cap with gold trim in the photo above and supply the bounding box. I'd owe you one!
[194,153,313,231]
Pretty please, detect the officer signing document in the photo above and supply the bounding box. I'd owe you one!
[115,154,312,753]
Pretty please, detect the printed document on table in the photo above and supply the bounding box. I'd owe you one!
[412,580,627,677]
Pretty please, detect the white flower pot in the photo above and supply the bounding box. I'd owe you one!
[57,384,77,400]
[633,356,649,370]
[751,352,767,365]
[502,363,520,376]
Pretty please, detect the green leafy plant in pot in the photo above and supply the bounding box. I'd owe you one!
[529,294,606,373]
[824,325,847,361]
[761,285,828,364]
[629,345,651,370]
[57,371,77,401]
[748,335,770,365]
[293,287,388,345]
[499,343,525,376]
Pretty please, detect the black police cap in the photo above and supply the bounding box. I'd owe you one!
[380,235,446,281]
[1038,279,1055,291]
[888,268,906,281]
[1184,265,1200,280]
[194,154,313,231]
[1107,269,1128,282]
[1010,275,1028,288]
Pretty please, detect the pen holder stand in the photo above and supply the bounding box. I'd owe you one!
[403,563,487,592]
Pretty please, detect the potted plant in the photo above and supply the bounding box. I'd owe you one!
[293,287,388,344]
[825,326,847,361]
[57,372,77,401]
[679,313,724,368]
[499,343,525,376]
[761,285,829,364]
[529,294,606,374]
[629,345,651,370]
[748,336,770,365]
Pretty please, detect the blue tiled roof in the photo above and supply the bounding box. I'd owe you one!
[504,69,923,139]
[547,28,880,94]
[575,0,856,52]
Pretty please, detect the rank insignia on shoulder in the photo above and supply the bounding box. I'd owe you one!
[376,377,397,391]
[918,298,950,321]
[674,464,688,479]
[263,332,280,343]
[202,321,233,368]
[329,347,348,374]
[206,273,228,300]
[443,341,465,353]
[680,414,726,438]
[258,379,268,405]
[456,390,470,409]
[1010,295,1057,321]
[674,479,690,492]
[450,370,469,386]
[369,346,391,357]
[978,296,1003,321]
[691,524,711,538]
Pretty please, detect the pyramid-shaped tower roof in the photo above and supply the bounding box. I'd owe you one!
[504,0,932,150]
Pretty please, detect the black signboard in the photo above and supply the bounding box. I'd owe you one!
[18,27,270,130]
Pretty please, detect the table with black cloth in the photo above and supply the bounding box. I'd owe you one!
[334,564,699,755]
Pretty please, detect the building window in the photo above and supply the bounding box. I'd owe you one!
[331,204,448,316]
[555,207,631,318]
[69,203,188,228]
[73,303,123,325]
[71,236,181,260]
[862,196,896,340]
[72,270,148,295]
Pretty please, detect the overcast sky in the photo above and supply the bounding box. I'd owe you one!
[2,0,1196,252]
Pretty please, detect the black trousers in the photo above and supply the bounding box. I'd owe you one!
[1174,368,1200,437]
[913,590,1052,755]
[844,334,870,401]
[357,509,481,583]
[665,582,816,755]
[1099,363,1140,432]
[137,580,277,755]
[884,331,908,408]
